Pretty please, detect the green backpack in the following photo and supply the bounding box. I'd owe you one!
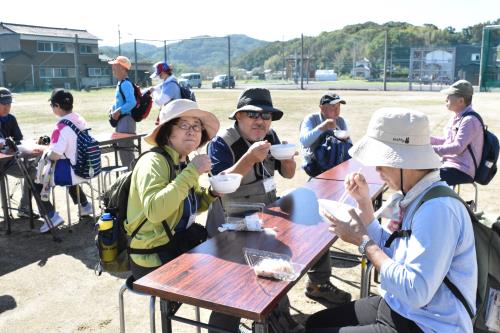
[413,186,500,332]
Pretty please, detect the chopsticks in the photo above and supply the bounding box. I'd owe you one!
[338,168,363,204]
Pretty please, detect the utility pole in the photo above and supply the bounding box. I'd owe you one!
[300,33,304,90]
[118,25,121,55]
[0,54,4,87]
[134,39,138,83]
[352,42,356,75]
[74,34,81,90]
[163,40,167,62]
[282,36,285,80]
[227,35,231,86]
[383,30,388,91]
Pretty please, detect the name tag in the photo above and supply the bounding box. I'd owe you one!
[263,177,276,193]
[187,214,197,228]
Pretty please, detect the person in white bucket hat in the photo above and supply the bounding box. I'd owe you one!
[127,99,223,329]
[306,108,477,333]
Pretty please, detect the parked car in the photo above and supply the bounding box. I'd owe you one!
[179,73,202,88]
[212,74,235,89]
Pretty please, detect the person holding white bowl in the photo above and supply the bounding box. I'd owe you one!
[300,92,352,178]
[206,87,303,333]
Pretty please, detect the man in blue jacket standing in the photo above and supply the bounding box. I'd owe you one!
[108,56,136,169]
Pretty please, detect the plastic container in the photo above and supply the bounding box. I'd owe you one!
[318,199,354,223]
[97,213,118,262]
[243,247,303,281]
[269,144,297,160]
[209,173,243,194]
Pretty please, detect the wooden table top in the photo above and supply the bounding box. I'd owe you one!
[133,178,387,322]
[315,159,384,184]
[134,195,333,321]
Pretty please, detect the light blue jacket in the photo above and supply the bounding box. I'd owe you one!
[367,181,477,333]
[112,79,136,115]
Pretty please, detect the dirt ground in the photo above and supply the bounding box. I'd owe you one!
[1,89,499,332]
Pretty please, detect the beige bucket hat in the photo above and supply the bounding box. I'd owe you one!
[348,108,441,169]
[144,99,220,146]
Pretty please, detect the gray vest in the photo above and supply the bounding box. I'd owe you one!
[219,126,278,212]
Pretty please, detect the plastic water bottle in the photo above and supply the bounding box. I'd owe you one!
[98,213,117,262]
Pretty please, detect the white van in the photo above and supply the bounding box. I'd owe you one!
[179,73,202,88]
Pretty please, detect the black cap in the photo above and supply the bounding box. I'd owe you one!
[320,92,346,106]
[49,89,73,108]
[0,87,13,105]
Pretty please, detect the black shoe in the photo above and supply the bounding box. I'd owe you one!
[305,281,352,305]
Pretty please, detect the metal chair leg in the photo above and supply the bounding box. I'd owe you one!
[150,296,156,333]
[195,306,201,333]
[119,284,127,333]
[65,187,71,228]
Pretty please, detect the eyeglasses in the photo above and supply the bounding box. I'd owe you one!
[175,122,204,132]
[245,111,272,120]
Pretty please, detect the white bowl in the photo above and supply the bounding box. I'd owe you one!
[318,199,354,223]
[333,129,349,140]
[209,173,243,194]
[270,144,297,160]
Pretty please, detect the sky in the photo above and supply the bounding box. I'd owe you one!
[1,0,499,46]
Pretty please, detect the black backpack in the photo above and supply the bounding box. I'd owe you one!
[462,111,499,185]
[95,147,175,274]
[411,186,500,331]
[169,80,196,102]
[118,78,153,122]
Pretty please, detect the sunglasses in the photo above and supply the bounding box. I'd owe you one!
[245,111,272,120]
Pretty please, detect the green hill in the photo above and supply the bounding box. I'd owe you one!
[235,19,500,76]
[99,34,267,75]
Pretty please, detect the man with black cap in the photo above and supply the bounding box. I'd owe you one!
[0,87,42,219]
[206,87,303,333]
[300,92,352,178]
[431,79,484,186]
[298,92,353,306]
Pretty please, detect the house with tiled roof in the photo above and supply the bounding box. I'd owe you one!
[0,22,112,90]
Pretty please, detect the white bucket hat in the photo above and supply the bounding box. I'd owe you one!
[144,99,220,146]
[348,108,441,169]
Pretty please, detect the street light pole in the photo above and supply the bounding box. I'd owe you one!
[118,25,121,55]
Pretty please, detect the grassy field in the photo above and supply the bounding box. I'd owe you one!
[1,88,499,333]
[11,87,500,214]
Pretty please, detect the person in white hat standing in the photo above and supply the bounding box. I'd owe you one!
[307,108,477,333]
[108,56,137,169]
[148,62,181,107]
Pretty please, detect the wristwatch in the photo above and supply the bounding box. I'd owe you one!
[358,238,372,255]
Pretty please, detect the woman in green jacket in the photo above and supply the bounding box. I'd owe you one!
[126,99,220,279]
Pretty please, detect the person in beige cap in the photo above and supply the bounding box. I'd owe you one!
[430,79,484,185]
[307,108,476,333]
[107,56,136,169]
